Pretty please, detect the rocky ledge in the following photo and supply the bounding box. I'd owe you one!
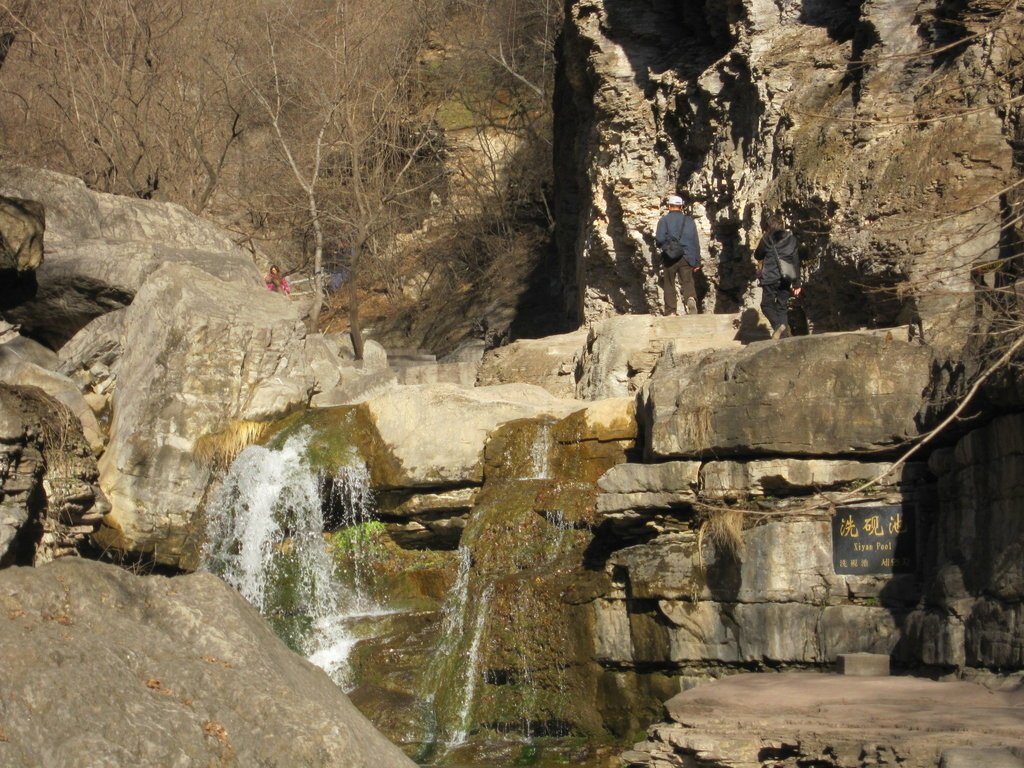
[621,672,1024,768]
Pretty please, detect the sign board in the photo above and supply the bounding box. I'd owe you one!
[831,504,915,575]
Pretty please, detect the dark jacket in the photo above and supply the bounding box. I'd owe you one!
[755,229,799,287]
[655,211,701,268]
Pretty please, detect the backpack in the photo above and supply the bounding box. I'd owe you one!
[662,237,686,262]
[766,234,799,287]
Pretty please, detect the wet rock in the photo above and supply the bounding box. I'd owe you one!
[0,558,416,767]
[353,383,582,489]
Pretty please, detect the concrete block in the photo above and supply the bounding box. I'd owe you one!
[836,652,890,676]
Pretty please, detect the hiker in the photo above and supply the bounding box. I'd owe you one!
[754,212,801,338]
[265,264,291,296]
[654,194,702,315]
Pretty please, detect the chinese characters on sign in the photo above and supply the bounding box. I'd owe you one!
[831,504,915,575]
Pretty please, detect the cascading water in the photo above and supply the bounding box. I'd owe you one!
[448,584,494,749]
[201,427,379,687]
[528,422,552,480]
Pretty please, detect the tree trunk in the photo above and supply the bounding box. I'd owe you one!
[347,272,364,360]
[307,191,325,332]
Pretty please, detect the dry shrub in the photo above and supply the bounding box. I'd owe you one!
[193,420,270,468]
[698,508,745,564]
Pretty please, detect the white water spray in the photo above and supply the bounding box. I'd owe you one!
[201,428,378,686]
[448,584,493,748]
[528,422,552,480]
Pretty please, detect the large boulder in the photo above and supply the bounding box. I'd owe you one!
[477,329,588,397]
[0,558,416,767]
[94,262,316,568]
[575,314,744,400]
[0,167,262,348]
[349,383,583,489]
[0,384,106,567]
[641,331,934,459]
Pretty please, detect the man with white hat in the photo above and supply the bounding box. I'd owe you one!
[654,194,702,315]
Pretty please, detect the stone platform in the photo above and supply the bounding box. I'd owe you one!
[622,672,1024,768]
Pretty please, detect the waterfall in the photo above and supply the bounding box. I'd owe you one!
[447,584,493,749]
[201,427,378,687]
[528,422,552,480]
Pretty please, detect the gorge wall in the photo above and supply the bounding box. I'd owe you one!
[554,0,1022,352]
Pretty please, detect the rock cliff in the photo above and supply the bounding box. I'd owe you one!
[555,0,1022,351]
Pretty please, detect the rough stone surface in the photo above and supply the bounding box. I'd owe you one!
[701,458,912,499]
[596,461,701,514]
[0,195,44,272]
[0,558,416,767]
[621,673,1024,768]
[353,383,583,489]
[0,345,104,454]
[642,332,934,459]
[837,652,890,676]
[94,263,316,567]
[477,329,588,397]
[0,166,262,348]
[903,413,1024,671]
[554,0,1018,353]
[0,384,106,566]
[574,314,743,400]
[940,747,1024,768]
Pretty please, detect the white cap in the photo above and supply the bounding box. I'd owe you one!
[666,195,683,206]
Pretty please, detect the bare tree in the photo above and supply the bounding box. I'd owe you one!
[0,0,249,211]
[236,0,446,347]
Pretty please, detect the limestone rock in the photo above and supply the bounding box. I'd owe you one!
[642,332,933,459]
[0,346,104,454]
[607,521,834,604]
[0,166,262,348]
[555,0,1016,354]
[477,329,588,397]
[575,314,742,400]
[0,384,106,566]
[700,458,912,499]
[622,674,1024,768]
[596,461,701,514]
[0,558,415,767]
[902,413,1024,671]
[351,383,582,490]
[0,196,44,272]
[94,263,315,567]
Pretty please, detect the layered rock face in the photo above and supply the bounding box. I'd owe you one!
[0,558,416,767]
[902,412,1024,671]
[555,0,1021,350]
[0,384,106,567]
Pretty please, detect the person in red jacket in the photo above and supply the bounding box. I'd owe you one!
[265,264,291,295]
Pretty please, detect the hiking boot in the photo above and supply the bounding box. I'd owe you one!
[771,323,788,340]
[686,297,698,315]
